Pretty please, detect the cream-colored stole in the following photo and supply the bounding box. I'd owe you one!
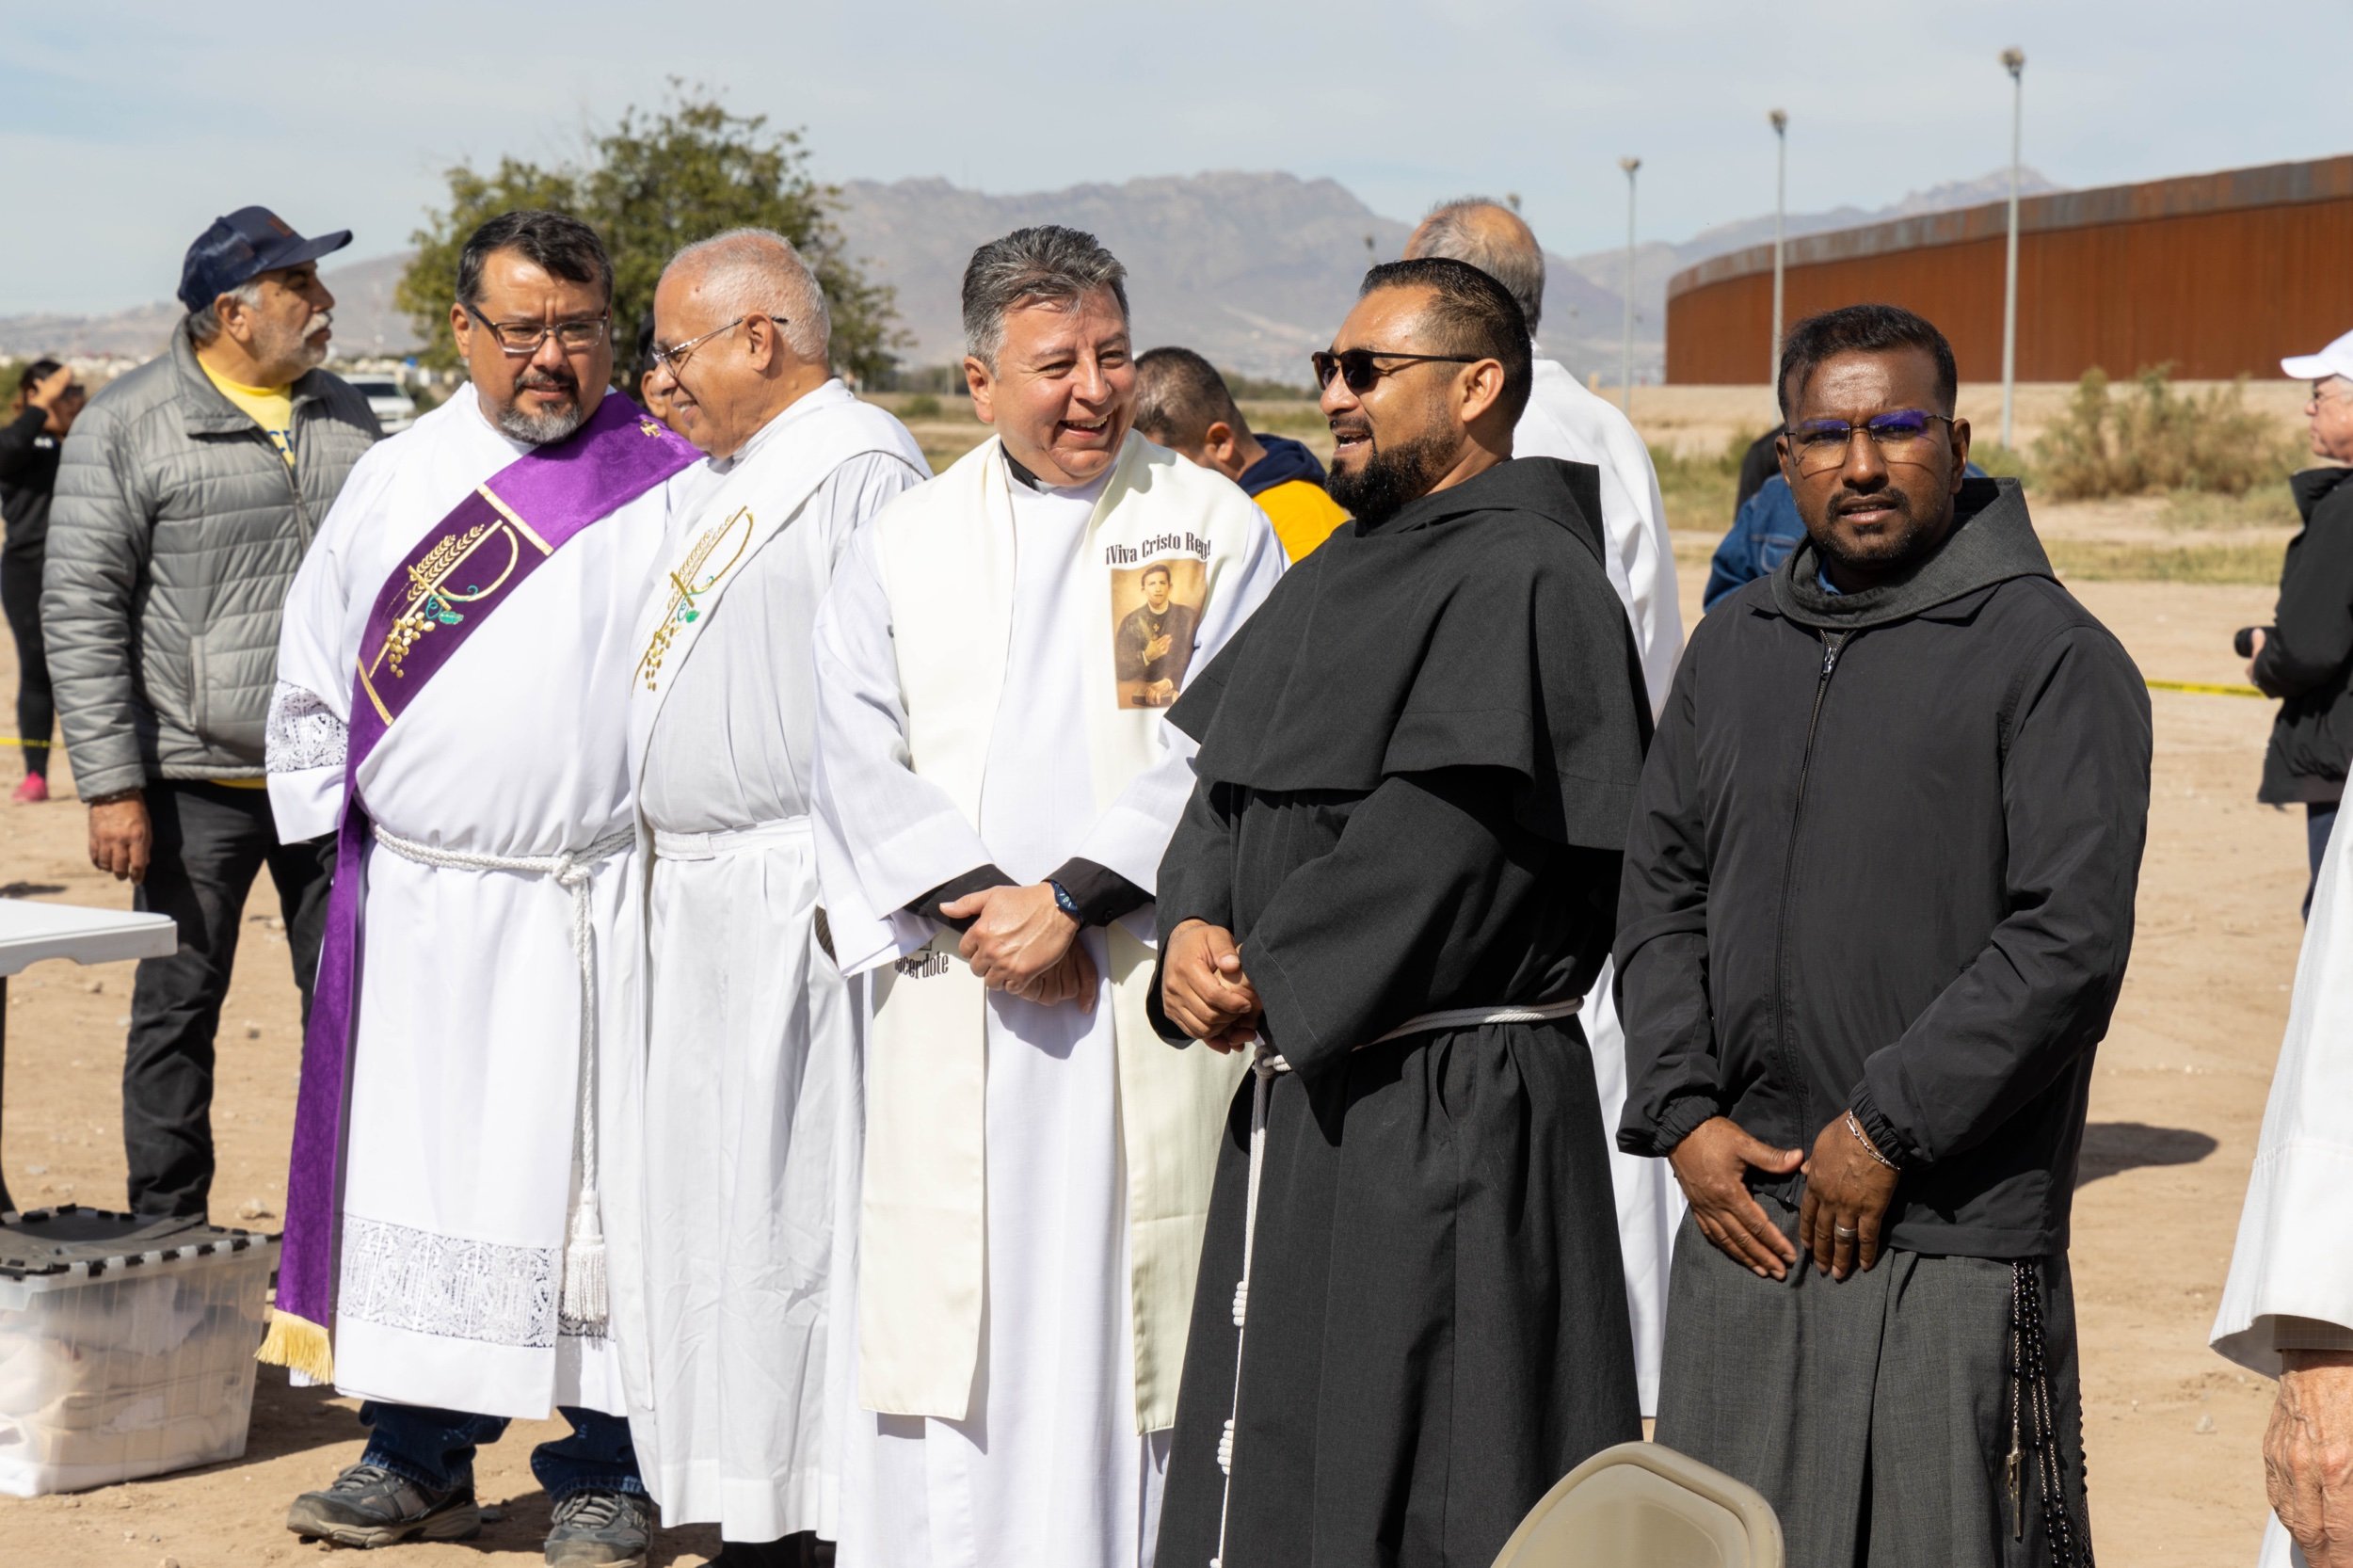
[859,432,1256,1432]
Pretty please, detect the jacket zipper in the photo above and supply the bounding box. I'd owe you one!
[280,403,314,550]
[1772,627,1851,1147]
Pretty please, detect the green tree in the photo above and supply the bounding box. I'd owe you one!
[396,87,905,386]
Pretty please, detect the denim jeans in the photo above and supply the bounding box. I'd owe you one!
[359,1401,646,1500]
[125,780,333,1217]
[2307,801,2339,921]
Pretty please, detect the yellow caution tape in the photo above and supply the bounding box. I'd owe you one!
[2145,680,2265,698]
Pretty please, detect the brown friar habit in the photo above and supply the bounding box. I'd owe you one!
[1149,456,1651,1568]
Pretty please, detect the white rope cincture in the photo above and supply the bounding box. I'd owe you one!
[1204,996,1583,1568]
[371,823,633,1330]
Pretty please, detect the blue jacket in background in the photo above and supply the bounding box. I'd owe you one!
[1703,462,1990,612]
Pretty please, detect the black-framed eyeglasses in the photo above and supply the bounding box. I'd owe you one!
[1311,347,1481,394]
[461,301,611,357]
[1786,409,1954,475]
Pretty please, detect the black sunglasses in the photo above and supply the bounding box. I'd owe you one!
[1311,347,1481,393]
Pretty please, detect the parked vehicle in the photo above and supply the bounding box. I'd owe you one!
[343,375,417,434]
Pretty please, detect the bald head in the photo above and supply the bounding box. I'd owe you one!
[661,227,831,363]
[652,227,836,457]
[1404,199,1545,338]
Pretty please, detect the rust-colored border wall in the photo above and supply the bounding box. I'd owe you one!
[1666,155,2353,384]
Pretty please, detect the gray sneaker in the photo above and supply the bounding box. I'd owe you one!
[285,1461,482,1547]
[545,1488,652,1568]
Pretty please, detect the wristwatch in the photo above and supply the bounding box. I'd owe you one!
[1048,879,1083,921]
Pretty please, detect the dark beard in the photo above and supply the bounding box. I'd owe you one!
[1811,490,1951,582]
[1326,425,1457,525]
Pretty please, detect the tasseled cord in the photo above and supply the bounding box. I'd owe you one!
[257,1309,335,1383]
[553,840,619,1330]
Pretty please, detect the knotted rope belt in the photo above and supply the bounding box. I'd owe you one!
[1208,997,1586,1568]
[370,822,633,1331]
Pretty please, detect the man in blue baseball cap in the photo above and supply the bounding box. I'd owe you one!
[42,206,380,1225]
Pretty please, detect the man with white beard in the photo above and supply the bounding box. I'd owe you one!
[810,225,1284,1566]
[1404,194,1685,1415]
[619,230,927,1565]
[267,211,699,1568]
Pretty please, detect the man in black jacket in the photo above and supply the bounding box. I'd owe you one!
[1617,304,2151,1568]
[2246,330,2353,914]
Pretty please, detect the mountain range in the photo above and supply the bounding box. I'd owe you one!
[0,168,2057,384]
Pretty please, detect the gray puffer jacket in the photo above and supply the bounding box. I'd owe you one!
[43,331,378,798]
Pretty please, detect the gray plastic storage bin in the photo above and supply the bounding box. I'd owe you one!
[0,1205,279,1496]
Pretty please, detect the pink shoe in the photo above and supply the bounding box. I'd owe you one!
[11,774,48,804]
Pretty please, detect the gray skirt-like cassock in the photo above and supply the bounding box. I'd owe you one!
[1656,1194,2092,1568]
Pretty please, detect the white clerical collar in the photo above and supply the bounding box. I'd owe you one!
[716,376,852,472]
[1002,444,1112,507]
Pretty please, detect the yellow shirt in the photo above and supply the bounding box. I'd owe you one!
[200,362,296,466]
[1255,477,1350,562]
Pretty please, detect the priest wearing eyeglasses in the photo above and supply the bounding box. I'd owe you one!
[267,211,703,1567]
[618,229,928,1562]
[1617,305,2148,1567]
[1150,258,1650,1568]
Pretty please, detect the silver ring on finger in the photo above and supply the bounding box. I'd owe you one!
[1834,1224,1858,1239]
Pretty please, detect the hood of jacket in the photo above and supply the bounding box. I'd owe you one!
[1238,432,1326,497]
[2292,464,2353,523]
[1771,476,2054,631]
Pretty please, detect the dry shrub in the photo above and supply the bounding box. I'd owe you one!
[2034,367,2298,500]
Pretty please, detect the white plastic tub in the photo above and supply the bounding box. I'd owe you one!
[0,1205,278,1496]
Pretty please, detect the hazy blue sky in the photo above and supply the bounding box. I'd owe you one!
[3,2,2336,312]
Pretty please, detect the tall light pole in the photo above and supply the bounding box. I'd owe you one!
[2000,47,2025,448]
[1619,155,1641,415]
[1769,109,1788,390]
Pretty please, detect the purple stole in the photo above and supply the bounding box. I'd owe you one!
[260,395,696,1380]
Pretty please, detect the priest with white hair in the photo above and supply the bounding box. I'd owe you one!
[1404,194,1685,1416]
[810,224,1284,1566]
[2215,823,2353,1568]
[620,229,929,1563]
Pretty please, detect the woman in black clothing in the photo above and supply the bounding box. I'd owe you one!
[1,359,84,803]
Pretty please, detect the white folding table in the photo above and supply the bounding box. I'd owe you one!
[0,899,178,1213]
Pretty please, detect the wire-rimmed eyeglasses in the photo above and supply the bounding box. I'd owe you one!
[1786,409,1955,474]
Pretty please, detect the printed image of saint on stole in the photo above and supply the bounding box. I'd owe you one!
[1112,556,1205,708]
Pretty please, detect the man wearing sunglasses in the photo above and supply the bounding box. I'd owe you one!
[1152,257,1651,1568]
[270,211,703,1568]
[1617,304,2150,1567]
[1403,196,1687,1425]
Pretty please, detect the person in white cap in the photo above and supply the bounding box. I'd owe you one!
[2239,328,2353,914]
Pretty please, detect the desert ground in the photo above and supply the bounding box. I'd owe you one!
[0,382,2323,1565]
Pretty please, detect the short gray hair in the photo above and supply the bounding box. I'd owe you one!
[961,225,1128,370]
[183,280,263,347]
[661,228,830,363]
[1409,198,1545,337]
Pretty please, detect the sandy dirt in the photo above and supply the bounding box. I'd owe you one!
[0,441,2315,1563]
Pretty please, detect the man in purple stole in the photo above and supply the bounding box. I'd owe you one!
[263,212,696,1567]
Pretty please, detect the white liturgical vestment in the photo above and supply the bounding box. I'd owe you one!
[2215,826,2353,1568]
[265,392,679,1419]
[619,380,927,1542]
[811,433,1284,1568]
